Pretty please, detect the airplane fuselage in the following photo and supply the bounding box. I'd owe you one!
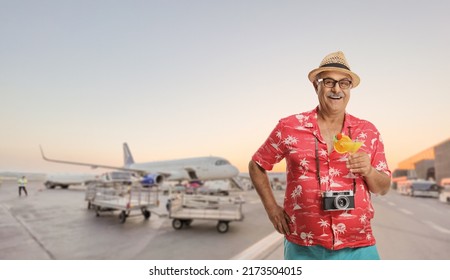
[128,156,239,181]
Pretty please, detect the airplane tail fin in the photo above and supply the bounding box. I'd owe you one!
[123,143,135,167]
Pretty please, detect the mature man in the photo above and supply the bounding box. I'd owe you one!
[249,51,391,260]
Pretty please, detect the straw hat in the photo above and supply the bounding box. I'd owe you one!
[308,51,360,88]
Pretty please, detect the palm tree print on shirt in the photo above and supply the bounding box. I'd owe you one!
[300,231,314,245]
[291,185,303,210]
[318,219,330,237]
[332,223,347,246]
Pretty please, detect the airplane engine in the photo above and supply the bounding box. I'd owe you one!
[140,174,164,187]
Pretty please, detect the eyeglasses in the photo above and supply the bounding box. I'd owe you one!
[318,78,352,89]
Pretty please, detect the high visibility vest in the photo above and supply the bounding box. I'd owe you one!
[18,178,27,186]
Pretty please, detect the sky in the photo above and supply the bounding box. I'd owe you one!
[1,0,450,174]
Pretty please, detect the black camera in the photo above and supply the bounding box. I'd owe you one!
[322,190,355,211]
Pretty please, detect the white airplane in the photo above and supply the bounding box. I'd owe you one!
[44,171,146,189]
[43,173,99,189]
[0,170,97,189]
[40,143,239,184]
[239,172,286,190]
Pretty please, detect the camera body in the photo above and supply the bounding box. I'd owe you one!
[322,190,355,211]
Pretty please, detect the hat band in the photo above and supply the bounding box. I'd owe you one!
[320,63,350,71]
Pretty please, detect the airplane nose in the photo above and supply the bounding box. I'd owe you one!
[230,165,239,177]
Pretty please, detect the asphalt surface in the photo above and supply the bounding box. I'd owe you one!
[0,179,284,260]
[1,179,449,260]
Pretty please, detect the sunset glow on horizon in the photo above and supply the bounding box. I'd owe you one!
[1,1,450,175]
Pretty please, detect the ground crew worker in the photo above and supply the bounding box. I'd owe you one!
[18,175,28,196]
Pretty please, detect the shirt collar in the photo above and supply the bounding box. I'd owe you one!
[309,106,355,133]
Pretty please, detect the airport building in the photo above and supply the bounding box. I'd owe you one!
[435,139,450,184]
[393,138,450,186]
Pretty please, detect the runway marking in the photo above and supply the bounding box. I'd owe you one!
[0,204,55,259]
[419,202,444,215]
[423,221,450,234]
[231,231,283,260]
[399,208,413,215]
[248,199,262,204]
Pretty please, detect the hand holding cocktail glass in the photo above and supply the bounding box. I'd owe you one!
[334,133,373,177]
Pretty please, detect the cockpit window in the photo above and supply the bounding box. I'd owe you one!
[215,159,230,166]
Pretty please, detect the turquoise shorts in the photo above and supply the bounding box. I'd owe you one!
[284,239,380,260]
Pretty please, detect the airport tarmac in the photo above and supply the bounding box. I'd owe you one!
[0,179,286,260]
[1,179,450,260]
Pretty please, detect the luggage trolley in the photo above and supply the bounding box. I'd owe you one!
[85,182,159,223]
[168,193,244,233]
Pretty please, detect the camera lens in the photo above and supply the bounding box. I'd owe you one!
[334,195,349,209]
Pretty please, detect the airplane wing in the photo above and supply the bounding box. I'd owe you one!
[39,146,170,177]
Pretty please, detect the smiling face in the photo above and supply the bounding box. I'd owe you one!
[313,71,353,117]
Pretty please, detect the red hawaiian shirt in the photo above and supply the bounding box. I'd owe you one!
[252,107,391,250]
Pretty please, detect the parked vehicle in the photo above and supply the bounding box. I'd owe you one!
[438,178,450,203]
[97,171,134,185]
[398,179,441,198]
[85,181,159,223]
[168,193,244,233]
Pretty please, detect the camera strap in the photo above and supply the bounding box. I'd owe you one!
[347,127,357,193]
[315,127,357,193]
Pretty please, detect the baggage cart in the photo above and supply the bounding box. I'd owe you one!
[85,182,159,223]
[168,193,244,233]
